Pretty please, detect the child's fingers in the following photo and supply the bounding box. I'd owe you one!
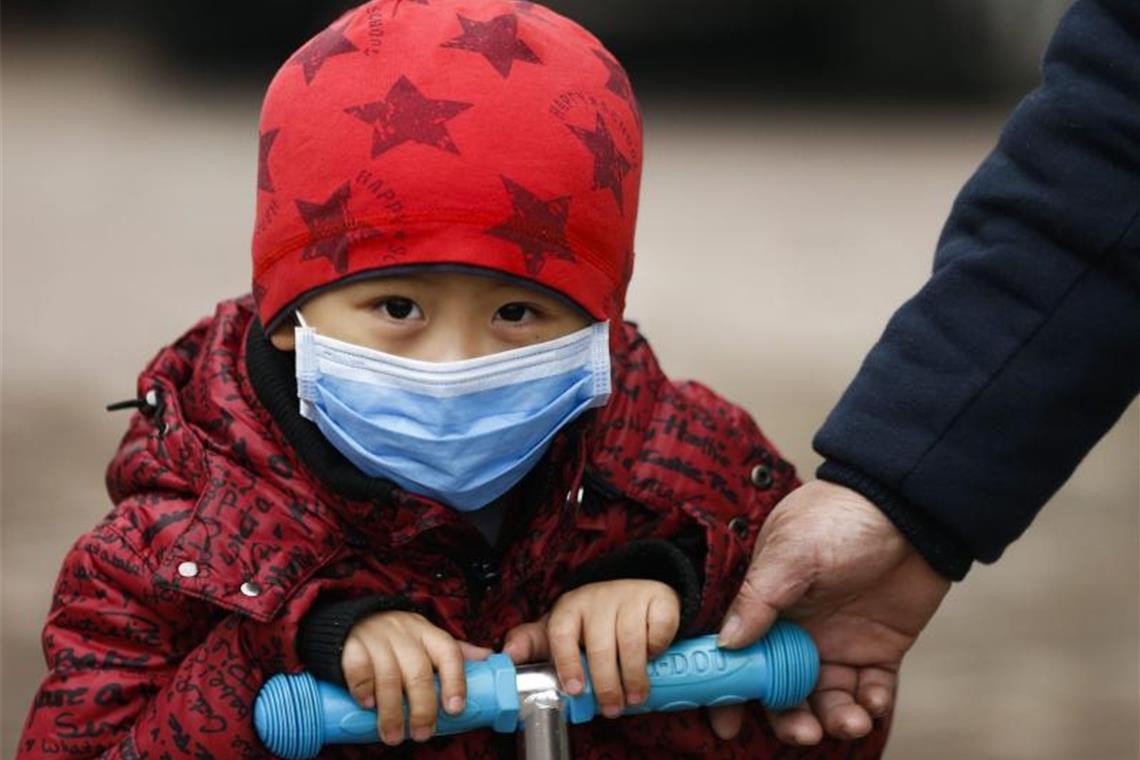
[424,630,467,717]
[547,608,586,696]
[615,605,649,706]
[458,641,494,661]
[502,621,550,664]
[584,615,624,718]
[365,639,406,746]
[392,638,439,743]
[645,592,680,657]
[341,637,377,709]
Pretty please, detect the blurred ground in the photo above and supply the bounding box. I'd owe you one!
[3,36,1138,759]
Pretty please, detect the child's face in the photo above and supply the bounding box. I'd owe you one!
[270,270,590,361]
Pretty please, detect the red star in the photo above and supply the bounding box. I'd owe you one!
[441,14,541,78]
[294,183,382,273]
[346,76,473,158]
[594,50,635,103]
[487,177,575,274]
[593,49,641,125]
[288,22,358,85]
[567,113,632,213]
[258,129,279,193]
[594,49,631,100]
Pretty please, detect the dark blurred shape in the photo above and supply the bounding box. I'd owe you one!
[2,1,354,82]
[2,1,1068,98]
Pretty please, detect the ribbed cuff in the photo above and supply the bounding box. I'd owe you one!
[817,460,973,581]
[296,595,419,686]
[565,539,703,635]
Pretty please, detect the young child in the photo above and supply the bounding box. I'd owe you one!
[19,1,888,757]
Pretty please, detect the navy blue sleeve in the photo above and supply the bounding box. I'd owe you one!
[813,0,1140,580]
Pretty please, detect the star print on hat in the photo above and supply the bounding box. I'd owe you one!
[567,113,632,213]
[295,183,383,273]
[487,177,575,274]
[442,13,542,77]
[257,129,279,193]
[252,0,643,333]
[345,76,473,158]
[288,20,358,85]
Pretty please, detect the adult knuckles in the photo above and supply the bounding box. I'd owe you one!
[734,573,772,610]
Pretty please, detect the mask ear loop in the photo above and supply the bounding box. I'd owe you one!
[293,309,318,419]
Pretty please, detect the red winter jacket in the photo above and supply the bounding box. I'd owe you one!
[18,298,889,758]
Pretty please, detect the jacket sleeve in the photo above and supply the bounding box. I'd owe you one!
[813,0,1140,580]
[295,594,420,687]
[17,516,386,759]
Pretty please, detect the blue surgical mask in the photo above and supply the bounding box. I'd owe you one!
[294,314,611,511]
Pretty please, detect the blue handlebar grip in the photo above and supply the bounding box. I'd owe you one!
[561,620,818,724]
[255,623,818,757]
[618,621,819,717]
[255,653,519,759]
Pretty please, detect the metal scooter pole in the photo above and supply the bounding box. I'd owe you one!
[515,663,572,759]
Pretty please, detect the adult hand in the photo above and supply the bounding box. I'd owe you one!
[711,480,951,745]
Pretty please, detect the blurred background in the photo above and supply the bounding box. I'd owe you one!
[2,1,1137,758]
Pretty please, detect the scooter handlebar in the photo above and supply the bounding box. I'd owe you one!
[255,621,818,759]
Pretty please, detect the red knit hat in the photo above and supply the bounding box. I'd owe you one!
[252,0,642,333]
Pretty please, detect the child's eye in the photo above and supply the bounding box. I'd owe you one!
[377,297,423,321]
[495,303,535,323]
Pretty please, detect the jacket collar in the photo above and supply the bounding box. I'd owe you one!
[139,302,351,622]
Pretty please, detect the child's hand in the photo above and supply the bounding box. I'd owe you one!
[504,580,681,718]
[343,611,491,745]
